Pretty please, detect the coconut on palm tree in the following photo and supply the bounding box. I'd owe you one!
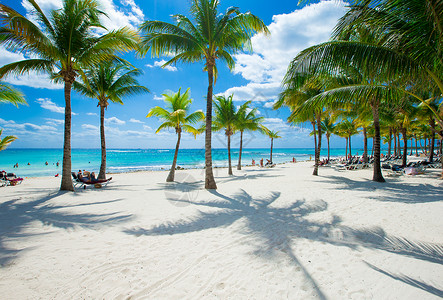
[265,130,281,164]
[213,94,240,176]
[0,0,139,191]
[147,88,204,182]
[235,102,265,170]
[74,61,149,180]
[138,0,269,189]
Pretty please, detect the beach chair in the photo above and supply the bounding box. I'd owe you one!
[72,172,112,189]
[1,171,23,186]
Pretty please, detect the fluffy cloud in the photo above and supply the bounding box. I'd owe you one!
[0,118,58,133]
[0,46,63,90]
[86,112,98,116]
[105,117,126,125]
[153,94,164,101]
[129,118,144,124]
[224,1,347,101]
[45,118,64,126]
[36,98,64,114]
[146,60,178,72]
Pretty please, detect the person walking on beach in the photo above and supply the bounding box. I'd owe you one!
[252,159,255,166]
[260,158,264,167]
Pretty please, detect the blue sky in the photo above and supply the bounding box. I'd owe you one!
[0,0,358,149]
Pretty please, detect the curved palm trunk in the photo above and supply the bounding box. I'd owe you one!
[397,133,401,156]
[311,121,318,173]
[349,135,352,157]
[430,118,436,162]
[401,127,407,167]
[98,105,107,180]
[327,134,330,161]
[414,134,418,156]
[388,127,392,157]
[371,103,385,182]
[60,80,74,191]
[227,134,232,175]
[393,129,397,156]
[237,131,243,170]
[270,137,273,163]
[205,62,217,189]
[363,127,368,163]
[313,115,322,176]
[167,130,181,182]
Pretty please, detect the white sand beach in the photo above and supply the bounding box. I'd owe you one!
[0,162,442,299]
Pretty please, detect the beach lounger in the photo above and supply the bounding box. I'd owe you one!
[1,171,23,186]
[72,172,112,189]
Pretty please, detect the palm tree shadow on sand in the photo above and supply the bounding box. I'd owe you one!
[124,188,443,299]
[0,192,132,266]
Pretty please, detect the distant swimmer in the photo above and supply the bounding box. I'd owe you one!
[45,161,48,165]
[56,162,59,167]
[27,162,30,165]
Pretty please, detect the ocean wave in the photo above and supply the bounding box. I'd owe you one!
[108,150,141,153]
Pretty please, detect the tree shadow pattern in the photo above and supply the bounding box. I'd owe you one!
[0,192,132,266]
[125,188,443,299]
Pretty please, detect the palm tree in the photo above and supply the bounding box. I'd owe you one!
[321,116,336,162]
[213,94,239,176]
[0,83,26,106]
[0,129,17,151]
[74,61,149,180]
[138,0,269,189]
[0,0,139,191]
[265,130,281,164]
[0,82,27,150]
[235,102,265,170]
[148,88,204,182]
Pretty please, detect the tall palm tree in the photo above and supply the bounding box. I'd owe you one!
[148,88,204,182]
[235,102,265,170]
[213,94,240,176]
[74,61,149,180]
[139,0,269,189]
[0,0,138,191]
[321,116,336,161]
[265,130,281,164]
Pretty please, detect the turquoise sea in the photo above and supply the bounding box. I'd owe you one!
[0,148,371,177]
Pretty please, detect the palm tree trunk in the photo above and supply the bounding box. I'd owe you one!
[349,134,352,157]
[414,134,418,156]
[327,135,330,162]
[388,127,392,157]
[397,133,401,156]
[167,130,181,182]
[401,127,407,167]
[227,134,232,175]
[270,138,273,163]
[410,138,413,155]
[205,61,217,189]
[237,131,243,170]
[313,114,322,176]
[312,120,318,175]
[60,80,74,191]
[363,127,368,163]
[371,102,385,182]
[98,105,107,180]
[393,129,397,156]
[345,137,348,159]
[430,118,436,162]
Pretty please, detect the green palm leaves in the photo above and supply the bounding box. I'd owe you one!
[0,129,17,151]
[0,0,139,191]
[139,0,269,189]
[148,88,204,182]
[0,83,26,107]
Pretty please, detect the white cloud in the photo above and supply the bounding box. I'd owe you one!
[105,117,125,125]
[82,124,99,131]
[224,1,347,101]
[45,118,64,126]
[0,46,63,90]
[36,98,64,114]
[146,60,178,72]
[129,118,144,124]
[0,117,58,132]
[86,112,98,116]
[143,125,152,131]
[264,100,277,108]
[153,94,164,101]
